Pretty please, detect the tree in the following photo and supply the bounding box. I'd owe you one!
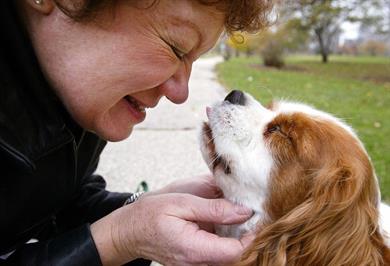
[259,20,310,68]
[225,19,309,69]
[282,0,377,63]
[359,0,390,36]
[380,0,390,35]
[359,40,388,55]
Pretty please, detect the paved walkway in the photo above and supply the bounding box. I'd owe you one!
[97,56,226,194]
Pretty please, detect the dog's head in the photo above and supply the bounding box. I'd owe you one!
[200,90,389,265]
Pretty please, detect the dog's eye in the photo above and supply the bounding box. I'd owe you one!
[264,125,281,137]
[267,125,281,134]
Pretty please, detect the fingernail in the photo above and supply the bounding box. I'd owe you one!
[235,205,253,216]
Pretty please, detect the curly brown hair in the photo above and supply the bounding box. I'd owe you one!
[53,0,274,33]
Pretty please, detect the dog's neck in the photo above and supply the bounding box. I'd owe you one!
[215,173,267,238]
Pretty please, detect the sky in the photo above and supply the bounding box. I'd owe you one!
[339,22,360,44]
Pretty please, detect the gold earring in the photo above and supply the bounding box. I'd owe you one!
[34,0,43,5]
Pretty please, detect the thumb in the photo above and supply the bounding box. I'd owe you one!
[185,231,254,265]
[240,232,256,249]
[171,195,253,225]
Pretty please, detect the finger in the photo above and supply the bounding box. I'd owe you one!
[191,174,223,199]
[197,221,215,233]
[170,195,253,225]
[188,230,247,265]
[239,232,256,248]
[162,174,223,199]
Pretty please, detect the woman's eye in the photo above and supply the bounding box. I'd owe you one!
[171,46,186,60]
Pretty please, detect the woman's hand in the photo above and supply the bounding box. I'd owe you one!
[143,174,225,233]
[91,193,254,266]
[145,174,223,199]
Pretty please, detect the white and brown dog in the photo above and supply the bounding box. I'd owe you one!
[200,90,390,265]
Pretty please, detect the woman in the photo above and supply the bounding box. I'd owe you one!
[0,0,273,265]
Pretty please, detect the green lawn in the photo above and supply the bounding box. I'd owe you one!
[216,55,390,203]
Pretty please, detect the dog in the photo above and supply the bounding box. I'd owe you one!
[200,90,390,265]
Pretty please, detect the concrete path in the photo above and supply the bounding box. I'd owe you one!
[97,56,226,194]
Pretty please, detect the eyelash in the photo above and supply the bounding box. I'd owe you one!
[265,124,293,144]
[265,124,287,138]
[171,46,186,60]
[267,125,281,134]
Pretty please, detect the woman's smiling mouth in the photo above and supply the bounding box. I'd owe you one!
[124,95,147,122]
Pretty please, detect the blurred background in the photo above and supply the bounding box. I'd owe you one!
[210,0,390,201]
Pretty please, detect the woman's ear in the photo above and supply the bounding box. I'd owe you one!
[26,0,54,15]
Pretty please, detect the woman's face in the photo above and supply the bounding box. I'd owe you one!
[26,0,225,141]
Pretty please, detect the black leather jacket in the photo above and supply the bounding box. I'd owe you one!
[0,2,149,265]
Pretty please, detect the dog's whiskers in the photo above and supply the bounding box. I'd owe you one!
[208,154,219,168]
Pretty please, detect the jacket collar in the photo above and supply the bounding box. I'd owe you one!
[0,1,74,172]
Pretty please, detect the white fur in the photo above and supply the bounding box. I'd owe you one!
[200,94,275,237]
[274,100,356,136]
[380,203,390,246]
[200,92,389,245]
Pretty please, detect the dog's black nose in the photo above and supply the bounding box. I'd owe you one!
[224,90,246,105]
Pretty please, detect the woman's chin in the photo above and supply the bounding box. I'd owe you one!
[89,104,141,141]
[95,125,134,142]
[90,116,135,142]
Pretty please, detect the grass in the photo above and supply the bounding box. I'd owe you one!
[216,55,390,203]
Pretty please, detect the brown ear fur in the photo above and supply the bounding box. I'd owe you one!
[235,119,389,266]
[237,165,389,265]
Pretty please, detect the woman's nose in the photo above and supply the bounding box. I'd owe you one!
[159,63,191,104]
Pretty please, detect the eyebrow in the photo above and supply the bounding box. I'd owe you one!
[168,16,203,49]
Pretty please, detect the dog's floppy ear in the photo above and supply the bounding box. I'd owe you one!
[236,159,389,266]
